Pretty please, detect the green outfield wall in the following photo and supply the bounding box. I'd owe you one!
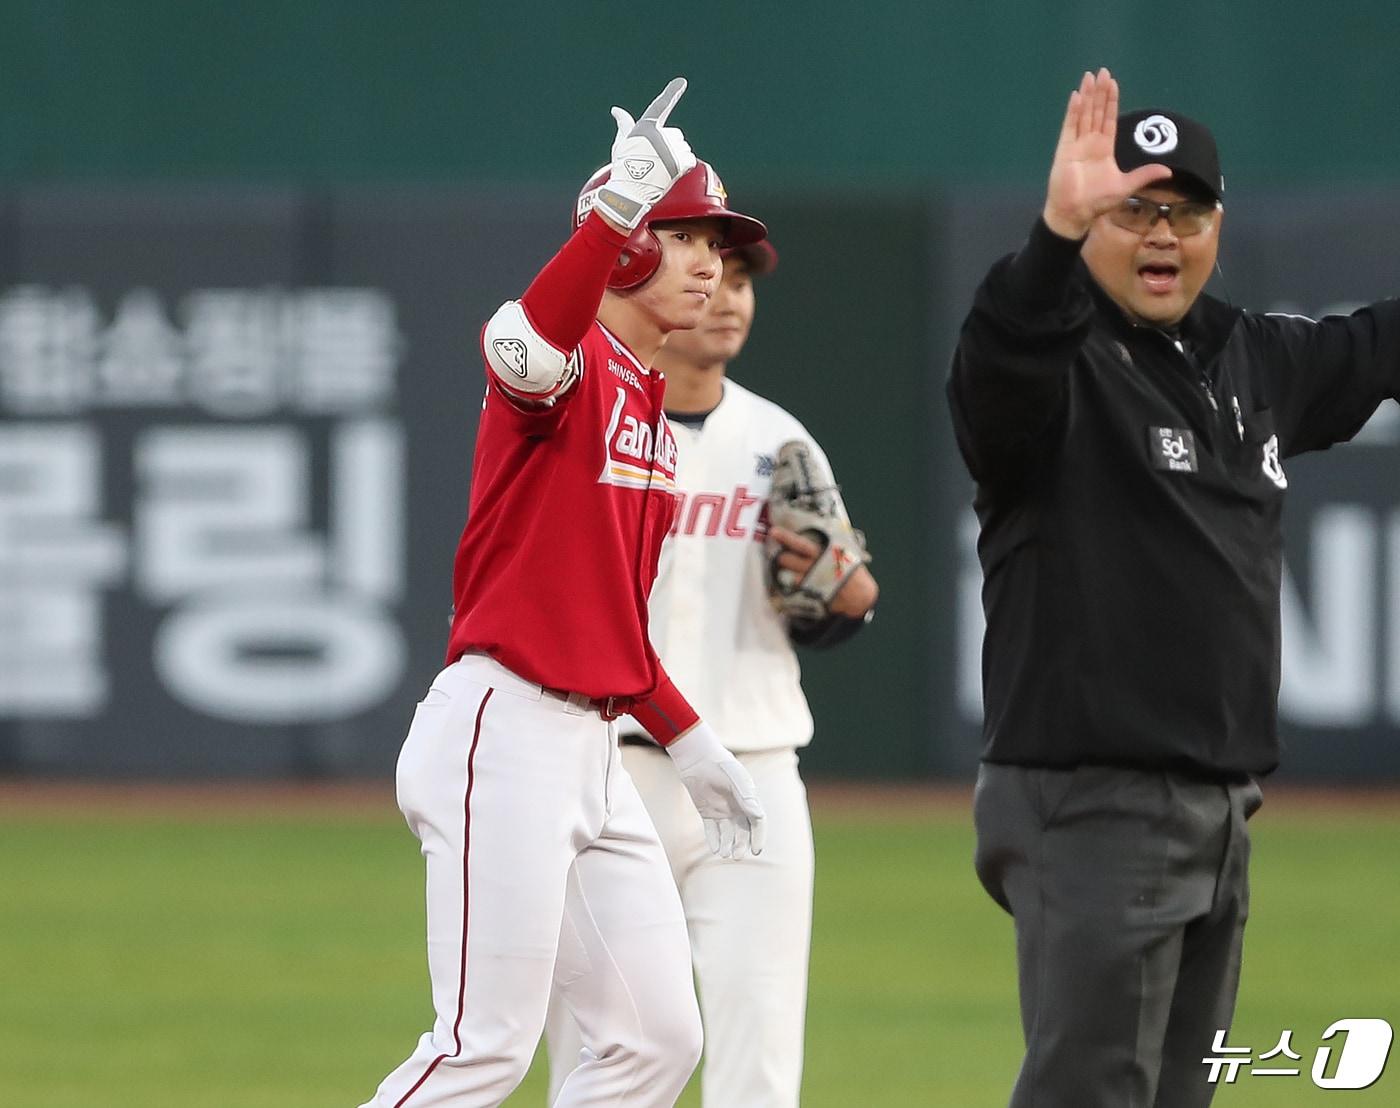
[3,1,1400,191]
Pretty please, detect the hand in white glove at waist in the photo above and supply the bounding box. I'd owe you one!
[665,721,767,859]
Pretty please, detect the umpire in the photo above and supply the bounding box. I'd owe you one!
[947,68,1400,1108]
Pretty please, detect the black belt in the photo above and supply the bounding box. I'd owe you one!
[619,733,659,748]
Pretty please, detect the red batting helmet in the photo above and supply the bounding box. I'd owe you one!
[574,160,767,290]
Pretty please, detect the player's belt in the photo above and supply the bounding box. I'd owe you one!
[541,687,635,721]
[619,733,659,748]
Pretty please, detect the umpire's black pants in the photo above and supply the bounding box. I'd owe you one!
[974,763,1263,1108]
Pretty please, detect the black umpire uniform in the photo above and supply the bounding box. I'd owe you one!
[948,112,1400,1107]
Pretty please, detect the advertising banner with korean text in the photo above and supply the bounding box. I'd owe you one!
[0,189,568,776]
[3,186,1397,781]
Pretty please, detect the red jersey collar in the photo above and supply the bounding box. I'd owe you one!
[596,322,652,376]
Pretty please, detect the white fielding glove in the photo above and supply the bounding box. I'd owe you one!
[666,722,767,859]
[593,77,698,231]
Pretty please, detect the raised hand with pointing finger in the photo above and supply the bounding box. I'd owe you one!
[593,77,698,231]
[1042,67,1172,240]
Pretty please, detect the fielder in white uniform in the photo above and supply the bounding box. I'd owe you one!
[546,239,880,1107]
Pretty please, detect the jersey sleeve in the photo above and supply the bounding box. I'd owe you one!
[1248,304,1400,457]
[788,610,873,649]
[521,212,628,351]
[629,664,702,747]
[479,212,627,420]
[947,217,1096,486]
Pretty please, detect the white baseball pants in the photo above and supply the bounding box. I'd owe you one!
[546,744,815,1108]
[360,654,702,1107]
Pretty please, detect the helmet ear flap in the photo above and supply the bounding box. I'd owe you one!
[608,226,662,290]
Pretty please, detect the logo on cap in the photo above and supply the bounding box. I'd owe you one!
[1134,115,1179,155]
[704,163,728,204]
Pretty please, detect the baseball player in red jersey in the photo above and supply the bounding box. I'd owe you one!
[357,78,767,1108]
[544,240,879,1106]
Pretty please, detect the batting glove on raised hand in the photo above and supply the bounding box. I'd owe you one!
[666,721,767,859]
[593,77,698,231]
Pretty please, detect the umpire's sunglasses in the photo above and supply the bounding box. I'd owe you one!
[1108,195,1220,237]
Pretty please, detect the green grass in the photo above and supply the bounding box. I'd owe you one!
[0,794,1396,1105]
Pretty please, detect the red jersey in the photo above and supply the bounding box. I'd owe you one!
[446,320,681,700]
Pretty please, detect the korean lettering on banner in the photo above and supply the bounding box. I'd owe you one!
[0,286,407,723]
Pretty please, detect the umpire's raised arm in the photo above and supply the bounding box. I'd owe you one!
[948,70,1169,485]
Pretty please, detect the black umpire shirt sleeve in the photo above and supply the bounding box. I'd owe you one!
[1250,300,1400,457]
[947,218,1096,484]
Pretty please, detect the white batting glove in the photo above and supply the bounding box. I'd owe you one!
[666,722,767,859]
[593,77,698,231]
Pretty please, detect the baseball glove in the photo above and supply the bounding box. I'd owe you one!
[764,439,871,623]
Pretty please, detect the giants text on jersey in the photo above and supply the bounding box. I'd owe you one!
[624,378,848,753]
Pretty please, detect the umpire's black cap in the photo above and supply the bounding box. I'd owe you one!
[1116,108,1223,202]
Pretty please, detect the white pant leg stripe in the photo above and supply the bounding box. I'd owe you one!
[392,687,495,1106]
